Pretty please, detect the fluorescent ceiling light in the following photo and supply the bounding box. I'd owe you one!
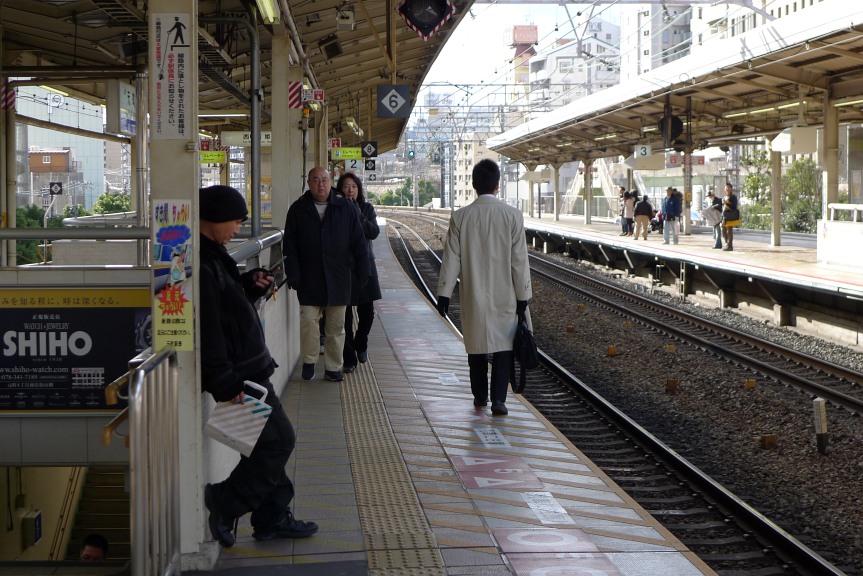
[345,116,364,138]
[723,99,806,118]
[255,0,279,23]
[833,97,863,108]
[40,85,69,96]
[199,112,248,118]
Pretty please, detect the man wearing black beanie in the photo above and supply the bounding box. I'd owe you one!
[198,185,318,547]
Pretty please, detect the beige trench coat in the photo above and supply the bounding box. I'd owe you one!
[437,194,532,354]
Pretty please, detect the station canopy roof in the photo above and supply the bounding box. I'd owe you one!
[1,0,475,153]
[488,5,863,168]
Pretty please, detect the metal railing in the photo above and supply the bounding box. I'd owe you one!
[827,202,863,222]
[130,347,180,576]
[103,347,180,576]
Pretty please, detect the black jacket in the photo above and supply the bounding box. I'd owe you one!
[199,235,275,402]
[351,199,382,305]
[283,190,369,306]
[634,198,653,217]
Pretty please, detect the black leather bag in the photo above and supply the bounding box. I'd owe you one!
[512,312,539,393]
[723,207,740,222]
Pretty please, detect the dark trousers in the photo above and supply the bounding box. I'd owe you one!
[468,351,514,405]
[722,225,734,247]
[216,380,296,530]
[712,223,723,248]
[343,303,375,366]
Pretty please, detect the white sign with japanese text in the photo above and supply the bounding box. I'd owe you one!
[152,13,192,140]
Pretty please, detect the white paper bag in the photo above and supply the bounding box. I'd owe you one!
[204,381,272,457]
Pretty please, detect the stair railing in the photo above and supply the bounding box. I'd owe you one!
[103,347,179,576]
[47,467,86,560]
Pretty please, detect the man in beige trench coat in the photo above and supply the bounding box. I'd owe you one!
[436,159,533,415]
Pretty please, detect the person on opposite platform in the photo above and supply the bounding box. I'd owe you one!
[617,186,628,235]
[199,185,318,548]
[721,182,741,251]
[436,159,533,416]
[283,167,369,382]
[633,193,653,241]
[706,190,724,249]
[336,172,381,372]
[661,186,682,245]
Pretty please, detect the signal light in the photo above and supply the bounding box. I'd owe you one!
[398,0,456,41]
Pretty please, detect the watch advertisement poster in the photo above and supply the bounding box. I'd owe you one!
[0,288,150,411]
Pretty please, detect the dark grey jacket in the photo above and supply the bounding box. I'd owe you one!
[351,199,382,305]
[283,190,369,306]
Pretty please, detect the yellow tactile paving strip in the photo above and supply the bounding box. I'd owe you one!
[342,353,446,575]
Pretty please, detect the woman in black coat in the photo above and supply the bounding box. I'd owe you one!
[337,173,382,371]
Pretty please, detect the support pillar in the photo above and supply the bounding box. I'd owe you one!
[823,92,839,215]
[3,97,15,266]
[271,39,305,219]
[528,179,535,218]
[583,161,592,225]
[682,148,692,235]
[552,162,560,221]
[147,0,206,565]
[771,148,782,246]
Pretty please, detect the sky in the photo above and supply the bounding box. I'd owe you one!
[418,3,622,110]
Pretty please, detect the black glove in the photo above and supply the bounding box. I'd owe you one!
[516,300,528,316]
[436,296,450,317]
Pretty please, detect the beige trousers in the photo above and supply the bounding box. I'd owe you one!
[300,305,347,371]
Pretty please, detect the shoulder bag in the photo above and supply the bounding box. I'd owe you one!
[512,311,540,393]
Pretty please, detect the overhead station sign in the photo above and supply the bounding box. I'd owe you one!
[331,147,362,159]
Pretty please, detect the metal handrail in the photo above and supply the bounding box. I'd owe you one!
[128,346,180,576]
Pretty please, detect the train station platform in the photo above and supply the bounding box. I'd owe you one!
[523,215,863,297]
[192,219,715,576]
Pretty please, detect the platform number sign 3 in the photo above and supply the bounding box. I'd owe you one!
[635,144,652,157]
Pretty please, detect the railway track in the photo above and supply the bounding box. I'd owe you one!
[527,254,863,415]
[387,216,847,576]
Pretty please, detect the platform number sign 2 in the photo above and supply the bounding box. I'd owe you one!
[635,144,652,157]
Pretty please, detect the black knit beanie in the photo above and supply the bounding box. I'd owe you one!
[200,185,249,222]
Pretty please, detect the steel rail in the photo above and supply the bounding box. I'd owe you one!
[529,254,863,415]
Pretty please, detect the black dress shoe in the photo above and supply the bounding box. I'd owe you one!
[204,484,236,548]
[301,363,315,380]
[491,403,508,415]
[253,511,319,541]
[343,364,357,373]
[357,350,368,363]
[473,399,488,407]
[324,370,344,381]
